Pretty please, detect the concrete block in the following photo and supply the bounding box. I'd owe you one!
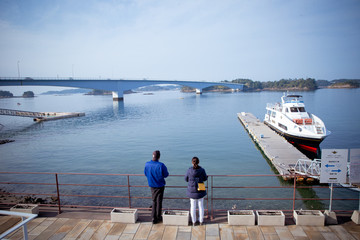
[324,210,338,225]
[111,208,138,223]
[293,210,325,226]
[228,210,255,226]
[163,210,189,226]
[351,210,360,224]
[10,204,39,214]
[256,210,285,226]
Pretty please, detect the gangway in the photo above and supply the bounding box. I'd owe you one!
[292,159,321,179]
[0,108,85,122]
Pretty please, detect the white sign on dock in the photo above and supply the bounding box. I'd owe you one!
[350,149,360,184]
[320,149,348,184]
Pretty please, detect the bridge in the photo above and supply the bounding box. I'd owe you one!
[0,78,243,101]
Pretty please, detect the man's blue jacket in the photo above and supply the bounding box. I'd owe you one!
[144,160,169,188]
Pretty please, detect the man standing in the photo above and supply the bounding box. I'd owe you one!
[144,150,169,224]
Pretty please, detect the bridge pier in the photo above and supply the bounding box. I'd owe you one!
[112,91,124,101]
[195,88,202,94]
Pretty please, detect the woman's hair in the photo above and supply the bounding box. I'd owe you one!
[192,157,200,169]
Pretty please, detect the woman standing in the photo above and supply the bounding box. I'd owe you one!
[185,156,208,226]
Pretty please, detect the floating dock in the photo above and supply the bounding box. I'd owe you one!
[33,112,85,122]
[0,108,85,122]
[237,112,311,180]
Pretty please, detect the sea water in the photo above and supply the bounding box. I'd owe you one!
[0,88,359,211]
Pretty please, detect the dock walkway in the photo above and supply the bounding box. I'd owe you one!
[237,112,312,179]
[1,211,359,240]
[0,108,85,122]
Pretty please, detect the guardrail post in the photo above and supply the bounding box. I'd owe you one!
[55,174,62,214]
[206,180,209,219]
[127,175,131,208]
[211,176,214,219]
[292,174,297,216]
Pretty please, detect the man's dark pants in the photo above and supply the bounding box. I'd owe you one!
[151,186,165,222]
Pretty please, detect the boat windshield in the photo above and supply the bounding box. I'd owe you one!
[290,107,306,112]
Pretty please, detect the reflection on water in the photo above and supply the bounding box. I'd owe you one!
[1,89,359,211]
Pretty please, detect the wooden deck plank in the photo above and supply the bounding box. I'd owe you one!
[0,216,15,227]
[2,214,359,240]
[91,221,114,240]
[286,225,309,240]
[29,217,57,239]
[206,223,220,238]
[162,225,178,240]
[8,217,46,240]
[320,232,341,240]
[48,218,82,240]
[260,226,277,235]
[302,226,325,240]
[329,225,357,240]
[123,223,140,234]
[0,216,20,234]
[62,219,91,240]
[274,226,294,240]
[176,231,191,240]
[219,224,235,240]
[247,226,265,240]
[77,219,104,240]
[147,224,165,240]
[133,223,152,240]
[33,217,69,240]
[176,225,192,240]
[233,226,249,240]
[263,234,280,240]
[191,225,205,240]
[105,222,127,240]
[119,233,135,240]
[178,226,192,233]
[260,226,280,240]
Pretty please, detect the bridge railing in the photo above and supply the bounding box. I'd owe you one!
[0,172,358,219]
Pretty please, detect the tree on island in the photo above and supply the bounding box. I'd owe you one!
[23,91,35,98]
[0,90,14,98]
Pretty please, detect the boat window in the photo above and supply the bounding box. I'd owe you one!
[290,107,298,112]
[278,123,287,131]
[271,111,276,118]
[285,108,289,113]
[298,107,306,112]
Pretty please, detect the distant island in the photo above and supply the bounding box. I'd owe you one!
[0,90,35,98]
[1,79,359,98]
[222,78,360,92]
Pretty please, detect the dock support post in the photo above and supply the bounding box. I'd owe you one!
[292,175,296,216]
[112,91,124,101]
[329,183,334,212]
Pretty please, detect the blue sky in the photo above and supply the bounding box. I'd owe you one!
[0,0,359,82]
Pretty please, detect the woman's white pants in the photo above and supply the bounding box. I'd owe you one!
[190,198,204,223]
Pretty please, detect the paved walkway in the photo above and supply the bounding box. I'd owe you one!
[1,209,360,240]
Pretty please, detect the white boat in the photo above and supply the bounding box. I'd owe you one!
[264,93,331,153]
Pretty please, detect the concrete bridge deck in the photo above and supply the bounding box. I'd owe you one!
[0,78,244,101]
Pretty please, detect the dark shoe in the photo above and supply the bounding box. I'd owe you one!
[152,219,158,224]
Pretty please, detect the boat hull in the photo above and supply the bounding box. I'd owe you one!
[264,121,324,153]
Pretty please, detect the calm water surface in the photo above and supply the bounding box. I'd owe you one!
[0,88,359,210]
